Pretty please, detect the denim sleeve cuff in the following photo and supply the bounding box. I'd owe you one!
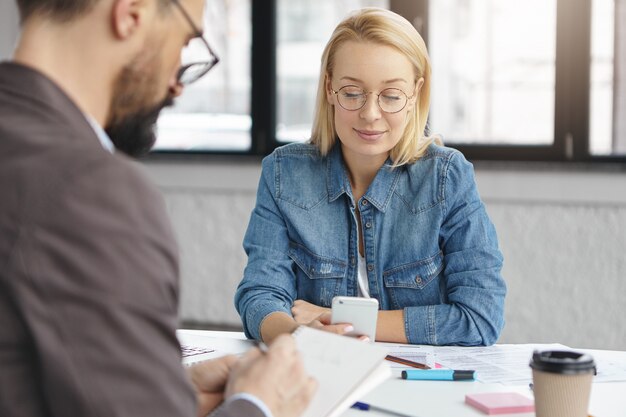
[403,305,437,345]
[247,301,292,341]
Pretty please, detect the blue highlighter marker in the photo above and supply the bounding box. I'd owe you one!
[401,369,476,381]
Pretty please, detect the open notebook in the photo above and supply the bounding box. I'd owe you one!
[293,326,391,417]
[178,327,390,417]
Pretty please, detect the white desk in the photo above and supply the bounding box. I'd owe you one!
[177,330,626,417]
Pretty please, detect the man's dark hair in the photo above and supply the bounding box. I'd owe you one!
[16,0,97,23]
[16,0,171,23]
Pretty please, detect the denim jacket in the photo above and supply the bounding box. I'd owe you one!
[235,142,506,345]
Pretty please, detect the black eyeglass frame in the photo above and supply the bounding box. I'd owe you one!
[171,0,220,85]
[330,84,417,114]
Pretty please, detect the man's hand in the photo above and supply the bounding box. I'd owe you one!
[188,355,239,417]
[225,334,317,417]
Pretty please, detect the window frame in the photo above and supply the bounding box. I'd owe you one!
[148,0,626,164]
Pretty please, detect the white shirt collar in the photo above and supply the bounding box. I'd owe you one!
[85,115,115,153]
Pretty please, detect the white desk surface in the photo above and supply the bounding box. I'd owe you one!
[177,330,626,417]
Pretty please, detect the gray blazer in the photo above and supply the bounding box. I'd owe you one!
[0,62,262,417]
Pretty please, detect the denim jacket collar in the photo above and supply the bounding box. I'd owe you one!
[326,144,401,213]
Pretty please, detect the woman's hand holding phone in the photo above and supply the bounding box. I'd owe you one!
[291,300,364,338]
[330,296,379,342]
[291,297,378,341]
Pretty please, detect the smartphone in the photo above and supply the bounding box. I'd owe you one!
[331,296,379,341]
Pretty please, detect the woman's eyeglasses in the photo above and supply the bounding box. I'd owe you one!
[331,84,415,114]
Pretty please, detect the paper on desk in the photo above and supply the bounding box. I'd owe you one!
[433,344,626,385]
[377,342,436,372]
[588,354,626,383]
[376,343,582,385]
[432,344,571,385]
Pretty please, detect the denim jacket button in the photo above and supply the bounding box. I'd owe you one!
[415,276,422,284]
[367,264,374,272]
[365,222,372,229]
[361,200,368,206]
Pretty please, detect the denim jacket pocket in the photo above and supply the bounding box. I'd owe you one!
[288,242,346,307]
[288,242,347,280]
[383,251,444,308]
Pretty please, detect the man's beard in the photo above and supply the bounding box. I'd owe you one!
[105,53,175,158]
[106,94,174,158]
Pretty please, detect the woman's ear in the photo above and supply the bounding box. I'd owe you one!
[407,77,425,112]
[325,74,334,105]
[416,77,425,95]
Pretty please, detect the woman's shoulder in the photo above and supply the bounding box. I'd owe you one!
[418,142,464,162]
[262,142,324,169]
[261,142,326,179]
[395,143,475,208]
[272,142,321,158]
[261,143,328,205]
[401,142,474,186]
[403,142,468,173]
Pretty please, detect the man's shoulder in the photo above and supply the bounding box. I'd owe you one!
[53,150,162,222]
[0,62,155,206]
[0,139,161,232]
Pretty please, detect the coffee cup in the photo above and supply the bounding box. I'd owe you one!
[530,350,596,417]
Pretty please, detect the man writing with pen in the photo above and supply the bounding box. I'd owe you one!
[0,1,317,417]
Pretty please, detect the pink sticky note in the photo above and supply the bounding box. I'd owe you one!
[465,392,535,415]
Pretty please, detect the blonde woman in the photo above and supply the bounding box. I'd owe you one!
[235,8,506,345]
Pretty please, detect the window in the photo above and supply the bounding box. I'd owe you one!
[154,0,252,152]
[429,0,557,146]
[151,0,626,163]
[590,0,625,156]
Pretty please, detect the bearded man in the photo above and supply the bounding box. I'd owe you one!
[0,1,316,417]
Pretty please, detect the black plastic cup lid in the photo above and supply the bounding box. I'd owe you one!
[530,350,596,375]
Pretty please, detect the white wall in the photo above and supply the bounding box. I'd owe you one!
[144,161,626,351]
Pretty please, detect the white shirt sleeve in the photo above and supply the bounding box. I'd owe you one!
[208,393,274,417]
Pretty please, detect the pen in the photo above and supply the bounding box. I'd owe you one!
[385,355,430,369]
[352,401,416,417]
[401,369,475,381]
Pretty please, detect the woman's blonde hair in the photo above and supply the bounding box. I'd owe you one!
[310,8,436,166]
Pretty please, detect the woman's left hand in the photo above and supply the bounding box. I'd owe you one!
[291,300,330,324]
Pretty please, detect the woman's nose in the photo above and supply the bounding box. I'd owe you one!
[359,93,382,121]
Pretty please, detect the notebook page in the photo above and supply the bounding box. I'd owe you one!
[293,327,391,417]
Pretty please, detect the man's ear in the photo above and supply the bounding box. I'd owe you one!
[111,0,145,40]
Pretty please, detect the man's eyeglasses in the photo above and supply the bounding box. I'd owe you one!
[331,84,415,114]
[171,0,219,85]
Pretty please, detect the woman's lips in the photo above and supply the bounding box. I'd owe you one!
[354,128,386,141]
